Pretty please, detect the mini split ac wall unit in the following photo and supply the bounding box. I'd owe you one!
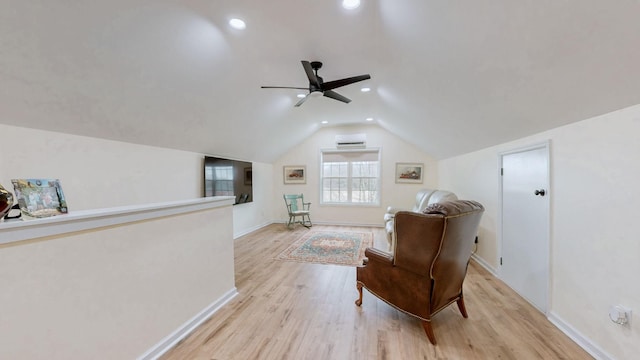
[335,133,366,148]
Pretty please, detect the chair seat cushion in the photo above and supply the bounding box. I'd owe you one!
[291,210,310,215]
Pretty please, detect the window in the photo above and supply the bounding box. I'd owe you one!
[320,149,380,205]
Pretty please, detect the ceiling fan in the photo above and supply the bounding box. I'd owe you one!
[261,60,371,107]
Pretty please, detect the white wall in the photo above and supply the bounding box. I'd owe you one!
[0,124,201,210]
[233,161,274,238]
[0,203,235,360]
[0,124,278,358]
[273,124,439,226]
[0,124,273,237]
[438,104,640,360]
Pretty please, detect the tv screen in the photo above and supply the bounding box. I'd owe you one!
[203,156,252,205]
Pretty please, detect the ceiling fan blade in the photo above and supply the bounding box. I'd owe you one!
[321,74,371,91]
[323,90,351,104]
[301,61,321,88]
[294,95,309,107]
[261,86,308,90]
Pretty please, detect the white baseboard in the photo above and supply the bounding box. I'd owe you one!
[137,288,239,360]
[272,220,385,228]
[548,312,613,360]
[312,221,385,228]
[234,221,271,239]
[470,255,613,360]
[470,253,497,276]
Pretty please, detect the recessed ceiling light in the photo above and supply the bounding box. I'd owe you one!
[366,117,374,121]
[321,120,329,124]
[342,0,361,10]
[361,87,371,92]
[297,94,306,98]
[229,18,246,30]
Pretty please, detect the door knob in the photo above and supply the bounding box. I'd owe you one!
[534,189,546,196]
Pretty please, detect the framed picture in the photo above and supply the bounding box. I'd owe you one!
[11,178,68,219]
[395,163,424,184]
[283,165,306,184]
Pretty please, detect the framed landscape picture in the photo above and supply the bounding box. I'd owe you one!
[284,165,306,184]
[11,178,68,219]
[395,163,424,184]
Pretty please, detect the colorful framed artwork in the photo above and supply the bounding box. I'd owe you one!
[283,165,306,184]
[395,163,424,184]
[11,178,68,219]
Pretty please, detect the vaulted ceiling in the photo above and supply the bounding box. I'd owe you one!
[2,0,640,162]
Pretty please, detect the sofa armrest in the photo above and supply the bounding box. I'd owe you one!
[386,206,408,215]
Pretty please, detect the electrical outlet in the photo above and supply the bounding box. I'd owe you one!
[609,305,632,325]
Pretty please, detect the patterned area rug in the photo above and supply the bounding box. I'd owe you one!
[276,231,373,266]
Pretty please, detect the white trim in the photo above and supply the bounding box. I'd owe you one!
[548,312,613,360]
[234,221,272,239]
[303,220,384,228]
[0,196,235,245]
[273,220,384,228]
[470,254,497,276]
[137,288,239,360]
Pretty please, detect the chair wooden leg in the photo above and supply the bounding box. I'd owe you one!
[456,296,468,318]
[355,283,363,306]
[422,320,437,345]
[302,215,311,228]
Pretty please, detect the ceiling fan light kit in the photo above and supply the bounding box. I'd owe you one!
[261,60,371,107]
[342,0,361,10]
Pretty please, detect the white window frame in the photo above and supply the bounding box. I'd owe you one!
[319,148,381,206]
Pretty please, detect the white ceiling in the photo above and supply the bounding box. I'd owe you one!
[2,0,640,162]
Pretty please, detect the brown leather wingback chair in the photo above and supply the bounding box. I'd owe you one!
[356,200,484,345]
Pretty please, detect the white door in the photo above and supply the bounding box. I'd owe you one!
[500,144,550,313]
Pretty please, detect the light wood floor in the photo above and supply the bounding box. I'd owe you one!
[161,224,592,360]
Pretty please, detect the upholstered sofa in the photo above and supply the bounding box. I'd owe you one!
[384,189,457,252]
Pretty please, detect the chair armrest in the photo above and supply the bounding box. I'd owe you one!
[364,247,393,265]
[303,202,311,210]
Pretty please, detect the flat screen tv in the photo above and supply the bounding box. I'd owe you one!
[203,156,252,205]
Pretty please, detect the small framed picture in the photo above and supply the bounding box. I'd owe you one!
[283,165,306,184]
[11,178,68,219]
[395,163,424,184]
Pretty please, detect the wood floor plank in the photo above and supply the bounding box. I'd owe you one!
[160,224,592,360]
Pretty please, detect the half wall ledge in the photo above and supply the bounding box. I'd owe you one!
[0,196,235,245]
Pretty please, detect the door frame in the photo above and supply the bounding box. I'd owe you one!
[497,140,551,314]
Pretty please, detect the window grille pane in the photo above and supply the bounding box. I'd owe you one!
[321,151,380,205]
[323,162,347,177]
